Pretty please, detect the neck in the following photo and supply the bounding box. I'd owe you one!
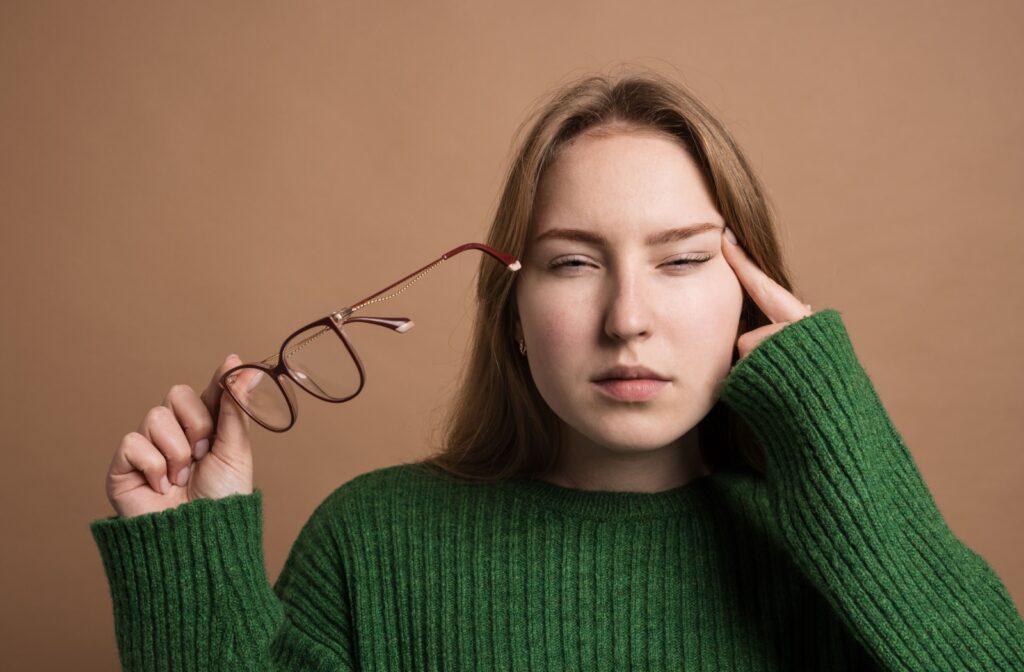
[540,425,710,493]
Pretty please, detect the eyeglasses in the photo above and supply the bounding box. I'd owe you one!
[218,242,521,432]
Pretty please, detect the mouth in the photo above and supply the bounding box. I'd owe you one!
[592,378,669,402]
[591,365,670,382]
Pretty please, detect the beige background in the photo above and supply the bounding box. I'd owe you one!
[1,1,1021,668]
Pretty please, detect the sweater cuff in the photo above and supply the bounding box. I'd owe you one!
[717,308,940,532]
[717,308,880,481]
[716,307,928,561]
[89,491,274,670]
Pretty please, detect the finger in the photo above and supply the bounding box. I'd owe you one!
[163,384,215,464]
[112,432,173,495]
[136,405,193,488]
[736,321,791,360]
[720,227,813,325]
[199,354,237,423]
[201,354,261,460]
[200,354,253,443]
[211,382,257,460]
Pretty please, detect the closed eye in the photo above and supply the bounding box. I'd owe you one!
[548,254,714,272]
[667,254,713,267]
[549,256,591,270]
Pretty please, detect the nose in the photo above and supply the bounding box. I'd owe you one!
[603,268,652,343]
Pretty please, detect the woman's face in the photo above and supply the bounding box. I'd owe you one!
[515,130,743,458]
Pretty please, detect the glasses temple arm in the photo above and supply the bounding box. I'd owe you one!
[349,242,520,312]
[235,244,519,372]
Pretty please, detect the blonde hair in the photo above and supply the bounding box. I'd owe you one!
[417,67,798,483]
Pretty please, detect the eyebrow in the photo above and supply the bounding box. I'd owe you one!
[533,222,725,247]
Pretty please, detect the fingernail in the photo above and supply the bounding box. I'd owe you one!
[724,226,738,245]
[194,438,210,460]
[176,466,190,486]
[246,371,265,392]
[159,474,171,495]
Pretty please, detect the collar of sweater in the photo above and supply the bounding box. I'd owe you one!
[498,470,724,520]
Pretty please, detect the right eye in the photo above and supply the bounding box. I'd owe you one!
[548,256,592,271]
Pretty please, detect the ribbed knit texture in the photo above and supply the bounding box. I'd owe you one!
[90,308,1024,670]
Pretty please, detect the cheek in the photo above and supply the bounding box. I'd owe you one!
[664,261,743,323]
[515,300,589,409]
[515,280,582,363]
[691,257,744,323]
[524,307,583,365]
[665,265,744,370]
[679,264,745,372]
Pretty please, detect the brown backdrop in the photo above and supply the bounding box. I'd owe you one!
[1,1,1021,668]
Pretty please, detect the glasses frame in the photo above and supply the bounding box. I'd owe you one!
[217,242,521,433]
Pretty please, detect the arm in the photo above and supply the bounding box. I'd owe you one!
[90,489,358,671]
[718,309,1024,671]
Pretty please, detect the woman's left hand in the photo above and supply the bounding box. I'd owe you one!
[720,226,815,362]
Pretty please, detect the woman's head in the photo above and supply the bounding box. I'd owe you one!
[419,68,798,482]
[513,128,743,471]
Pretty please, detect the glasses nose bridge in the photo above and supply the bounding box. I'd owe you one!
[331,307,354,324]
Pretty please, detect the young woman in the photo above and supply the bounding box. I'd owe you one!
[92,70,1024,670]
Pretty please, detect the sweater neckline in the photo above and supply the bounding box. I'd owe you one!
[501,471,717,519]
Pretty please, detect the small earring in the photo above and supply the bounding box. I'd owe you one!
[518,338,527,355]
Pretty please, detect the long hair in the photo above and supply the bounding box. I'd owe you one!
[416,67,798,484]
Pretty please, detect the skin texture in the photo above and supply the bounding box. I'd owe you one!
[514,130,812,493]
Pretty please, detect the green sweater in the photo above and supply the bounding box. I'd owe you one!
[90,309,1024,670]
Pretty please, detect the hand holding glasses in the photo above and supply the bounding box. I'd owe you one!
[218,242,521,433]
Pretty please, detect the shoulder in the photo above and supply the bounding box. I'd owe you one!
[316,461,466,519]
[282,463,476,577]
[333,461,459,495]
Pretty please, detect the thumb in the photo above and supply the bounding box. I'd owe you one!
[211,367,262,460]
[736,322,790,361]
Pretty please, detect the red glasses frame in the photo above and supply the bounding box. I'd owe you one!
[217,242,521,433]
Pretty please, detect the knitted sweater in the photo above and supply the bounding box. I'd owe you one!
[90,309,1024,671]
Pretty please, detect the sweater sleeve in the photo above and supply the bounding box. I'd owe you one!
[717,308,1024,671]
[89,489,359,671]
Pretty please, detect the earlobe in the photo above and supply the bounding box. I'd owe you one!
[513,322,527,356]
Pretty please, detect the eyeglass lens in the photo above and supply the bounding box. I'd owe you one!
[226,321,373,430]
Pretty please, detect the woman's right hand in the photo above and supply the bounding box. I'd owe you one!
[104,354,265,519]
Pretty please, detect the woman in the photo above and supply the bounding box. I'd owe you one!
[91,70,1024,670]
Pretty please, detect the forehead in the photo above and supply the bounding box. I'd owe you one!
[532,132,721,241]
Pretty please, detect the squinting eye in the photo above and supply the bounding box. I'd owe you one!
[548,256,592,271]
[548,254,714,273]
[666,255,713,268]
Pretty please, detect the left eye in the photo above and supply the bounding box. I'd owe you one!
[666,255,713,267]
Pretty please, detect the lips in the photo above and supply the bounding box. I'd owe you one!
[593,378,668,402]
[592,364,670,382]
